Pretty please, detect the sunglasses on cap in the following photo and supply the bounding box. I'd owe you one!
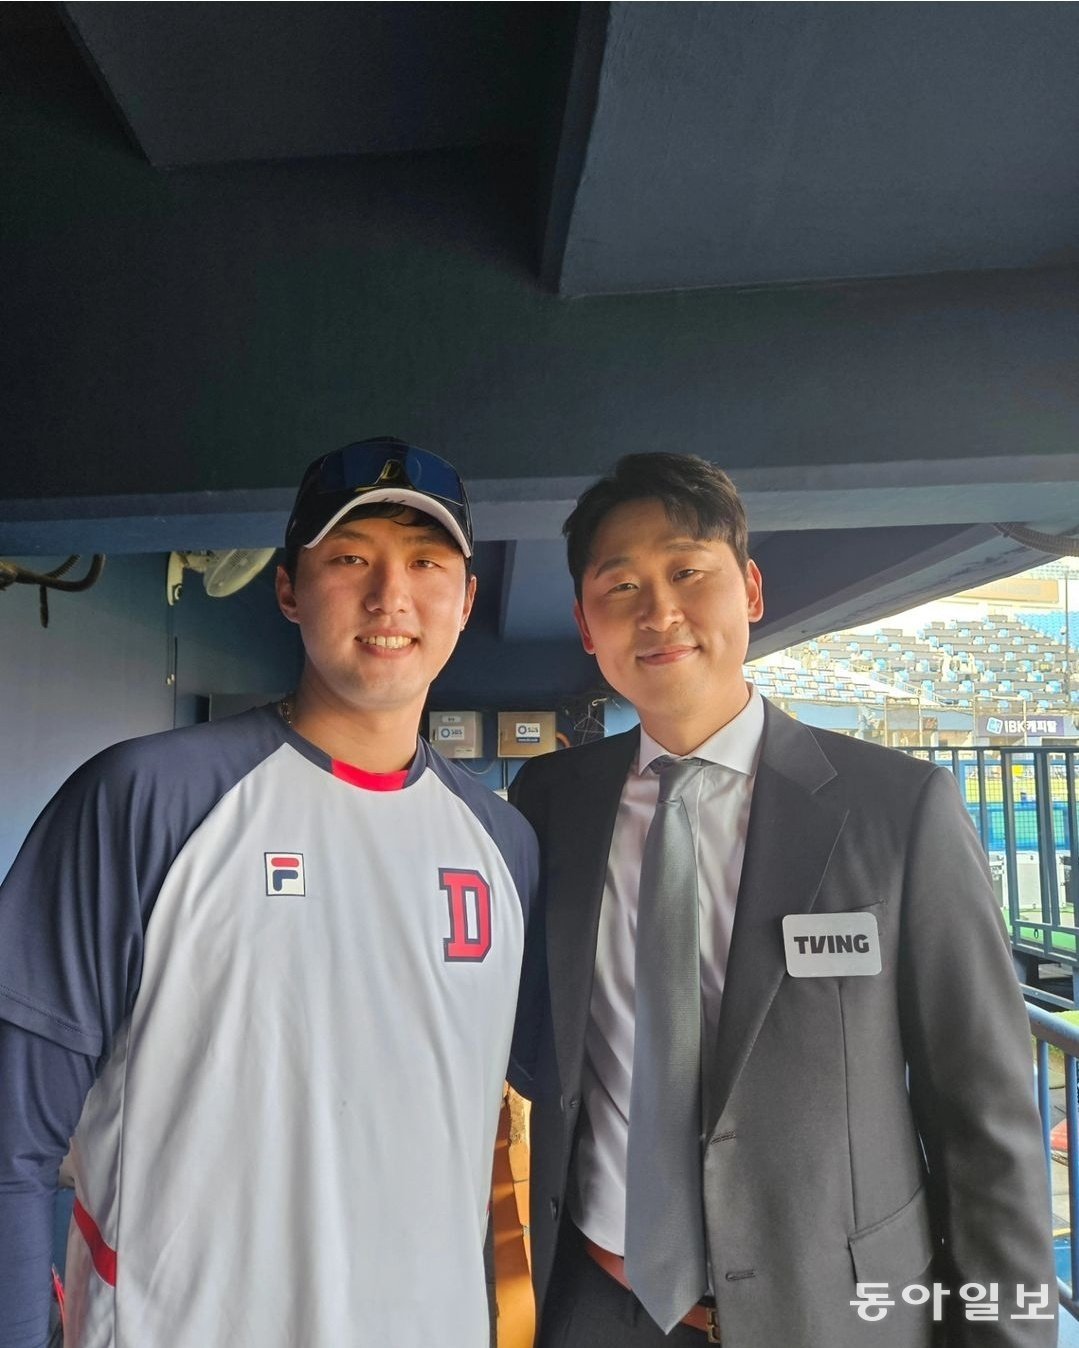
[287,437,473,559]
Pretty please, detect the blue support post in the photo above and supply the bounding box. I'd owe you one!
[1034,751,1060,925]
[975,749,990,851]
[1069,1055,1079,1296]
[1039,1039,1052,1190]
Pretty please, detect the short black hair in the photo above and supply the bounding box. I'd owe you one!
[282,501,469,583]
[564,453,749,600]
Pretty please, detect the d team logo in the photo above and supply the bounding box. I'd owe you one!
[441,867,492,962]
[265,852,305,895]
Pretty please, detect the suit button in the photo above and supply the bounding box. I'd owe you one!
[568,1095,580,1111]
[550,1197,560,1220]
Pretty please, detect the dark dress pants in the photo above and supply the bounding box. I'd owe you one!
[537,1220,712,1348]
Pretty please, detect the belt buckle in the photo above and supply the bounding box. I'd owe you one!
[706,1307,721,1343]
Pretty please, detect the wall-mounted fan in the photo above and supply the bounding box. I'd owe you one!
[166,549,276,605]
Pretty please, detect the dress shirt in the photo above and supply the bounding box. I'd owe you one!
[570,685,765,1255]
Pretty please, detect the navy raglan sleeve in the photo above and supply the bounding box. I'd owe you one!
[423,747,540,931]
[0,752,150,1058]
[424,747,541,1091]
[0,709,286,1348]
[507,759,549,1099]
[0,753,149,1348]
[0,708,286,1053]
[0,1023,96,1348]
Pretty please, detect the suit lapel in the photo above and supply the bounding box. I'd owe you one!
[546,728,639,1096]
[705,702,849,1132]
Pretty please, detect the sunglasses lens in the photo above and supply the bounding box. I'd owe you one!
[323,442,466,509]
[402,450,466,507]
[323,443,400,493]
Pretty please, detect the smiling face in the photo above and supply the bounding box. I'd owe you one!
[276,508,476,729]
[574,497,763,753]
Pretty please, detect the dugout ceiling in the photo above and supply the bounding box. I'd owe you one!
[1,2,1078,658]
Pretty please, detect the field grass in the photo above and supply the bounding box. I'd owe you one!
[1006,906,1079,958]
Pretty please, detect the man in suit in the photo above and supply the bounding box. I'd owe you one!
[509,452,1056,1346]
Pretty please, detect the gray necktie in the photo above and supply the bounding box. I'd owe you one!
[624,755,709,1333]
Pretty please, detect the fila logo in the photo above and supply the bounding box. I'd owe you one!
[265,852,305,895]
[441,868,492,963]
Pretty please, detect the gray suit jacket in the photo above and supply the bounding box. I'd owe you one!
[509,699,1056,1347]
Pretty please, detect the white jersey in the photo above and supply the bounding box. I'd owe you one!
[0,707,537,1348]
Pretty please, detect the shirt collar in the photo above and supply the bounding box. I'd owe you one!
[637,683,764,778]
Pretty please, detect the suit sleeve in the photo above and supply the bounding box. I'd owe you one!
[898,766,1057,1344]
[508,761,548,1099]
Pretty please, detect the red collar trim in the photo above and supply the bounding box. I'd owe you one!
[331,759,409,792]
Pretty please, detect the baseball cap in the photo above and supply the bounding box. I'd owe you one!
[285,437,473,560]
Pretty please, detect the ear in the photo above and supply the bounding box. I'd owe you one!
[460,573,478,630]
[275,564,301,625]
[745,559,764,624]
[573,600,596,655]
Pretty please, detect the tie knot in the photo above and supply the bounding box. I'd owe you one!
[650,754,706,803]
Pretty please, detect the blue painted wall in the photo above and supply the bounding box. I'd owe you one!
[0,556,301,877]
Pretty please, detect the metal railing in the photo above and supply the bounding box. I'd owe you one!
[904,747,1079,975]
[1029,1000,1079,1321]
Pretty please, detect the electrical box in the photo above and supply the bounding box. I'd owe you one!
[498,711,557,758]
[428,710,484,759]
